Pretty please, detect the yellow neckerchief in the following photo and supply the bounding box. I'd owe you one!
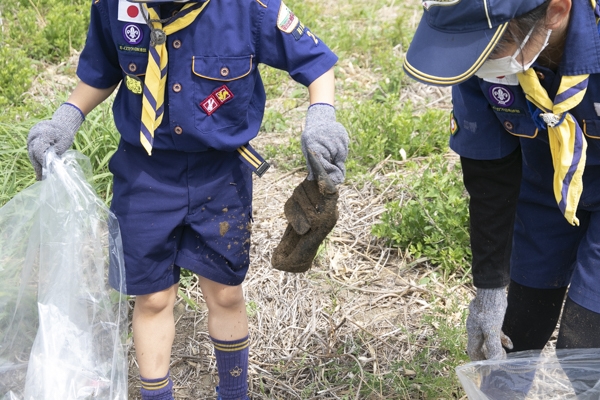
[140,1,210,155]
[517,69,589,226]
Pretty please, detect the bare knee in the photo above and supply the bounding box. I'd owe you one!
[135,285,177,316]
[200,279,244,310]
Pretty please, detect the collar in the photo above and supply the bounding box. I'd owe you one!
[556,0,600,76]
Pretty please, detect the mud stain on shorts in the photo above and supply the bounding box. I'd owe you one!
[220,221,230,236]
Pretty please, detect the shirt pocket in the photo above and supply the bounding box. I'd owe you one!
[192,55,255,134]
[118,53,149,78]
[584,119,600,139]
[494,112,539,139]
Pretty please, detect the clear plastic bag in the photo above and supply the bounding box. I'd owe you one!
[0,150,128,399]
[457,348,600,399]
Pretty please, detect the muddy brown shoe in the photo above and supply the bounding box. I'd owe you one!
[271,150,339,273]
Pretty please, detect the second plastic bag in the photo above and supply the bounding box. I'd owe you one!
[457,348,600,400]
[0,150,128,399]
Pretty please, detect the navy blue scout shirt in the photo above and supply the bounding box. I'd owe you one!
[449,0,600,287]
[77,0,338,152]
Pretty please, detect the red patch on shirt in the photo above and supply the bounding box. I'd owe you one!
[199,85,234,116]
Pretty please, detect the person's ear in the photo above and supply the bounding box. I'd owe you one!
[546,0,572,29]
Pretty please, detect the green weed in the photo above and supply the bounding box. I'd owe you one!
[372,156,471,275]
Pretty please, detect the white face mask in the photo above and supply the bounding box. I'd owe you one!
[475,27,552,80]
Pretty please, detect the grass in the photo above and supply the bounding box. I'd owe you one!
[0,0,474,398]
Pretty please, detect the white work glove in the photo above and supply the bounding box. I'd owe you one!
[466,287,514,361]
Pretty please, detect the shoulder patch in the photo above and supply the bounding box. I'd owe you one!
[450,111,459,135]
[277,2,300,33]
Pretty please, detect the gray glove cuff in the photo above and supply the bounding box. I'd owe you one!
[306,103,336,127]
[54,103,85,134]
[471,287,507,312]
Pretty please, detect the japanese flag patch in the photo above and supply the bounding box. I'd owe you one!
[118,0,146,23]
[277,2,300,33]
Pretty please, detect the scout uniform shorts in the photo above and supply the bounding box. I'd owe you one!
[109,139,253,295]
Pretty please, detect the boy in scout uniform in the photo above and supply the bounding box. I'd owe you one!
[26,0,349,398]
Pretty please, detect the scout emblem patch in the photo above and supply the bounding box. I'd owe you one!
[118,0,146,23]
[489,85,515,107]
[125,74,143,95]
[123,24,143,45]
[200,85,234,116]
[277,2,300,33]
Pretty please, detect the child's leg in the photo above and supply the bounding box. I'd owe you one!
[133,284,179,398]
[198,276,249,400]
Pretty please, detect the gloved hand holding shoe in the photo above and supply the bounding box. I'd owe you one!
[301,103,349,185]
[271,150,339,273]
[27,103,84,180]
[466,287,514,361]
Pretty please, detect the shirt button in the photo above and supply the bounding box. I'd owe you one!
[536,71,545,80]
[128,63,137,72]
[173,83,182,93]
[220,67,230,77]
[173,40,182,49]
[174,126,183,135]
[503,120,514,131]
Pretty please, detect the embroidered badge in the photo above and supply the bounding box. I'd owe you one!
[200,85,234,116]
[489,85,514,107]
[118,0,146,23]
[277,2,300,33]
[229,366,243,377]
[292,21,305,41]
[125,74,143,95]
[450,111,458,135]
[123,24,143,45]
[306,29,319,45]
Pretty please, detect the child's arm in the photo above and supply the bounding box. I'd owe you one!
[67,80,118,116]
[27,80,118,179]
[308,68,335,106]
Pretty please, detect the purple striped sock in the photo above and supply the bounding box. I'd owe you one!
[211,335,249,400]
[140,372,174,400]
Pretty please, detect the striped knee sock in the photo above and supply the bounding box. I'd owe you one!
[140,372,174,400]
[212,335,249,400]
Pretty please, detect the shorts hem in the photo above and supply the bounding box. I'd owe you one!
[125,272,180,296]
[176,252,247,287]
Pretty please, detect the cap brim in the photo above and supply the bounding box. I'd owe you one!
[404,17,509,86]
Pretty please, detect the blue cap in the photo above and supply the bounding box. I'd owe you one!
[403,0,547,86]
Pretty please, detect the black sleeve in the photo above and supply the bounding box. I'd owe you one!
[461,146,522,288]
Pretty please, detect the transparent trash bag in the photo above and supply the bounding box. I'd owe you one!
[457,348,600,400]
[0,150,128,399]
